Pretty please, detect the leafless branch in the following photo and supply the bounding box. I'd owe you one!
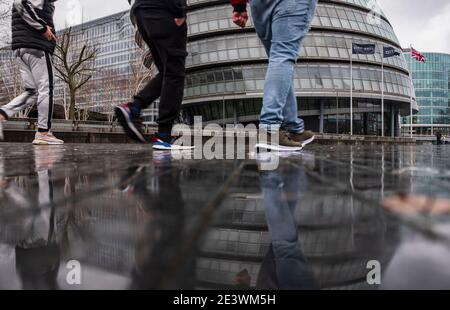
[54,28,98,120]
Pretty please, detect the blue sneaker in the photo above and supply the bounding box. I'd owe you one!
[115,103,146,143]
[152,133,194,150]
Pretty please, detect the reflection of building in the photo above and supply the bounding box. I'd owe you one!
[402,52,450,136]
[198,192,392,289]
[183,0,418,136]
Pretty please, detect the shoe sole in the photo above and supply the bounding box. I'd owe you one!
[301,135,315,147]
[255,143,303,152]
[32,139,64,145]
[115,106,146,143]
[152,144,195,151]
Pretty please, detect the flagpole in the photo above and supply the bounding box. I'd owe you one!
[381,50,384,137]
[409,45,413,138]
[350,51,353,136]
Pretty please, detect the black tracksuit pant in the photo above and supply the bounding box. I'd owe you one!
[132,8,188,134]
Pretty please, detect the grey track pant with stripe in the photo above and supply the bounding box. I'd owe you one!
[0,48,54,132]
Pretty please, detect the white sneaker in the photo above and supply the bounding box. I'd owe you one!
[32,132,64,145]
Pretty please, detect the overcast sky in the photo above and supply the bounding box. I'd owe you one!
[3,0,450,53]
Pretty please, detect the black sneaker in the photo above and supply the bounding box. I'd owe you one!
[115,103,146,143]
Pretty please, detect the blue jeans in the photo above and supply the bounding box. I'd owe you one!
[250,0,318,133]
[259,166,318,289]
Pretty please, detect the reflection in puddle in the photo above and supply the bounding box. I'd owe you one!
[0,143,449,289]
[258,165,319,289]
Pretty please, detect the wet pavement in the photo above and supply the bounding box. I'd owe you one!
[0,143,449,290]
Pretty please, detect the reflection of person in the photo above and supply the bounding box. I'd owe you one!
[122,154,194,289]
[0,147,62,289]
[116,0,188,150]
[0,0,63,145]
[229,0,316,148]
[17,147,62,289]
[258,165,319,290]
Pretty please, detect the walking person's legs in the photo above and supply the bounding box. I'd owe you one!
[281,84,304,134]
[116,22,165,143]
[0,50,37,140]
[0,49,62,144]
[139,9,188,149]
[0,53,38,119]
[116,9,188,149]
[132,40,164,112]
[250,0,317,147]
[30,51,62,145]
[283,83,315,146]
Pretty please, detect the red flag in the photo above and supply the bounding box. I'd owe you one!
[411,48,426,63]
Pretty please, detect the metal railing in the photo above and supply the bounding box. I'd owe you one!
[3,118,157,134]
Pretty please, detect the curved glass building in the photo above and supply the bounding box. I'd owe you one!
[183,0,418,136]
[402,52,450,136]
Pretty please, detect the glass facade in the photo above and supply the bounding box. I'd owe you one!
[402,52,450,136]
[183,0,417,136]
[53,12,158,123]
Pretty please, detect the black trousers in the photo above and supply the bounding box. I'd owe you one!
[133,8,188,133]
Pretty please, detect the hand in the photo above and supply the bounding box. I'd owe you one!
[43,26,57,41]
[174,18,186,26]
[232,11,248,28]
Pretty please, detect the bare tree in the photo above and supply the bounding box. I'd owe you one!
[54,28,98,120]
[77,82,93,121]
[77,107,89,121]
[0,6,10,23]
[61,84,70,120]
[103,69,118,123]
[0,1,12,45]
[0,2,11,25]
